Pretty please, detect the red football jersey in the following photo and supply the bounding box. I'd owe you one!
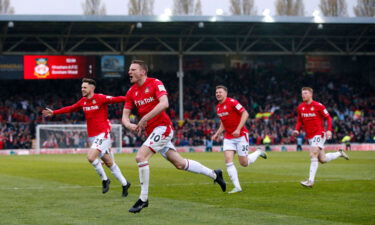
[295,100,332,139]
[53,94,126,137]
[124,77,172,136]
[216,97,248,139]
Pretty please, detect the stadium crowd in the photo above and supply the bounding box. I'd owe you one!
[0,68,374,149]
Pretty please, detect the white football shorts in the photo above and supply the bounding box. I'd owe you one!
[89,132,111,158]
[223,134,249,157]
[144,126,176,158]
[308,134,326,149]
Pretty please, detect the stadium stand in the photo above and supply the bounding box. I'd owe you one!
[0,68,374,149]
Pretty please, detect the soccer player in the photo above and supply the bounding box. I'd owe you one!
[293,87,349,188]
[42,78,131,196]
[212,85,267,194]
[122,60,226,213]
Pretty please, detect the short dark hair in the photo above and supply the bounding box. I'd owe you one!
[131,59,148,73]
[216,85,228,92]
[82,78,96,87]
[301,87,313,94]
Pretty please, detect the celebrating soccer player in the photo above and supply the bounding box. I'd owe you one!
[212,85,267,194]
[42,78,131,196]
[122,60,226,213]
[293,87,349,188]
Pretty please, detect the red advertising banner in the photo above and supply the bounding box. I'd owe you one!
[24,55,96,79]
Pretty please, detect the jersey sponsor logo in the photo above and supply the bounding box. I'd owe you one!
[135,97,155,106]
[235,104,243,110]
[217,112,229,117]
[158,85,166,92]
[83,105,99,111]
[302,113,316,117]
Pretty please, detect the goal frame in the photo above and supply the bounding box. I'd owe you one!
[36,124,122,153]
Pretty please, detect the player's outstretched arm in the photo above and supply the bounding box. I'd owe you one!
[42,108,54,117]
[51,101,82,115]
[101,95,126,104]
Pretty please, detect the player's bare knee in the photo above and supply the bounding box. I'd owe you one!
[135,156,142,163]
[104,161,113,167]
[318,157,327,164]
[173,160,186,170]
[175,163,185,170]
[310,151,319,158]
[135,154,148,163]
[87,156,96,163]
[224,159,232,164]
[239,161,248,167]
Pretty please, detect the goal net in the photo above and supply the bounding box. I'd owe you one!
[36,124,122,152]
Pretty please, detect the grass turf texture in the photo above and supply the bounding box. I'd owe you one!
[0,151,374,225]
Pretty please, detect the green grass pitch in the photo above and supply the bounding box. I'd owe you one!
[0,151,374,225]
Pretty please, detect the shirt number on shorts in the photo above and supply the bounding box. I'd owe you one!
[94,139,104,145]
[313,136,321,143]
[241,145,249,152]
[150,133,161,142]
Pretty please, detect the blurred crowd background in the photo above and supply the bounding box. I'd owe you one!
[0,67,374,149]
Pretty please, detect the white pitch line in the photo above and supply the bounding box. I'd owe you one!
[0,178,373,190]
[162,178,375,186]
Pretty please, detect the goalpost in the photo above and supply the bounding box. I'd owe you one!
[36,124,122,153]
